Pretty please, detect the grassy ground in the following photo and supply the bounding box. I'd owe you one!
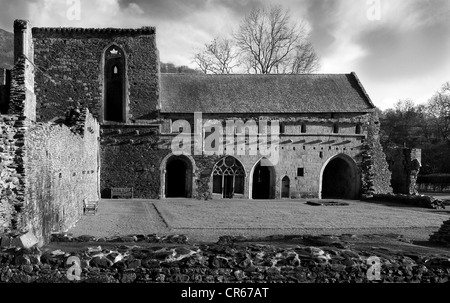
[68,198,449,243]
[153,199,448,229]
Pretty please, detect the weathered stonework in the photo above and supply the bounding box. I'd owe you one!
[386,147,421,195]
[32,27,160,122]
[23,108,99,244]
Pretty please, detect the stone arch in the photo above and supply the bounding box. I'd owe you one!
[101,43,128,123]
[281,175,290,198]
[249,157,276,199]
[211,156,246,199]
[319,154,360,199]
[160,153,196,198]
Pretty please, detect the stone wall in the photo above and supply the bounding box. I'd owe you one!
[0,115,27,235]
[100,124,165,199]
[31,26,160,122]
[360,112,392,197]
[1,234,450,284]
[22,109,99,245]
[98,112,393,200]
[8,56,35,121]
[385,147,421,195]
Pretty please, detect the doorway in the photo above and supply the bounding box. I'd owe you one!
[281,176,290,198]
[165,156,193,198]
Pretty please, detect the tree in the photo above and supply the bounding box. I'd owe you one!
[233,5,320,74]
[426,82,450,142]
[193,37,240,74]
[379,99,428,148]
[160,62,199,74]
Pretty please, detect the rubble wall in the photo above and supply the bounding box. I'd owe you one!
[22,109,99,245]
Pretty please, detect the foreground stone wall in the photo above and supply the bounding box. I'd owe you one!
[1,234,449,283]
[22,109,99,244]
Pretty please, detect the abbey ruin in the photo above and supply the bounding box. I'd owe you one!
[0,20,397,245]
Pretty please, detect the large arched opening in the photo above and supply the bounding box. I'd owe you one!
[250,158,276,199]
[320,154,359,199]
[162,155,194,198]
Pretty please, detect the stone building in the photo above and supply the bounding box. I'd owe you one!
[0,20,393,244]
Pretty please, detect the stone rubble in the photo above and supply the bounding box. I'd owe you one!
[370,193,446,209]
[430,219,450,247]
[0,234,449,283]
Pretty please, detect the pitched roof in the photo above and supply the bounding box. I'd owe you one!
[160,72,375,114]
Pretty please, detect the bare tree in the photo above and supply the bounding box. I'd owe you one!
[233,5,320,74]
[427,82,450,142]
[193,37,240,74]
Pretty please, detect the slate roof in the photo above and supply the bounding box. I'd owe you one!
[160,72,375,114]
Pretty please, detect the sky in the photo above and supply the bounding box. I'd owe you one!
[0,0,449,110]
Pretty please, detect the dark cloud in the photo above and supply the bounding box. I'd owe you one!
[117,0,209,21]
[303,0,340,55]
[356,12,450,82]
[213,0,263,18]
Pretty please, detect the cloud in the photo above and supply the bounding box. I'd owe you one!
[0,0,448,109]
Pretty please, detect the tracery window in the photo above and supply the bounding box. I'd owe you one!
[212,156,245,197]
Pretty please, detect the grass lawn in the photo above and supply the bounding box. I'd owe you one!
[154,199,449,230]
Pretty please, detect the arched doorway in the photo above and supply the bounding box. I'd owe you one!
[281,176,290,198]
[321,155,359,199]
[212,156,245,198]
[251,158,276,199]
[165,155,193,198]
[104,45,126,122]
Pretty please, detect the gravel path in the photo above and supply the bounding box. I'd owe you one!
[68,198,448,243]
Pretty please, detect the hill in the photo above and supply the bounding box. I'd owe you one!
[0,28,13,69]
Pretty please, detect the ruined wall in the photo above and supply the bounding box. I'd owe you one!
[22,109,99,245]
[386,147,422,195]
[8,56,36,121]
[31,27,160,122]
[0,115,27,235]
[360,112,392,197]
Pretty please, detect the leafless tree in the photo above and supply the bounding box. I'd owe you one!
[427,82,450,142]
[193,37,240,74]
[233,5,320,74]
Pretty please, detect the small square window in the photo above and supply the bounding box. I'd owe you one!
[333,124,339,134]
[301,123,307,133]
[297,168,304,177]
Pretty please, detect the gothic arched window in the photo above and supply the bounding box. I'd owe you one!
[212,157,245,198]
[104,45,126,122]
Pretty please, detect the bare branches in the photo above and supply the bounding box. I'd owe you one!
[193,5,320,75]
[233,5,319,74]
[193,37,240,74]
